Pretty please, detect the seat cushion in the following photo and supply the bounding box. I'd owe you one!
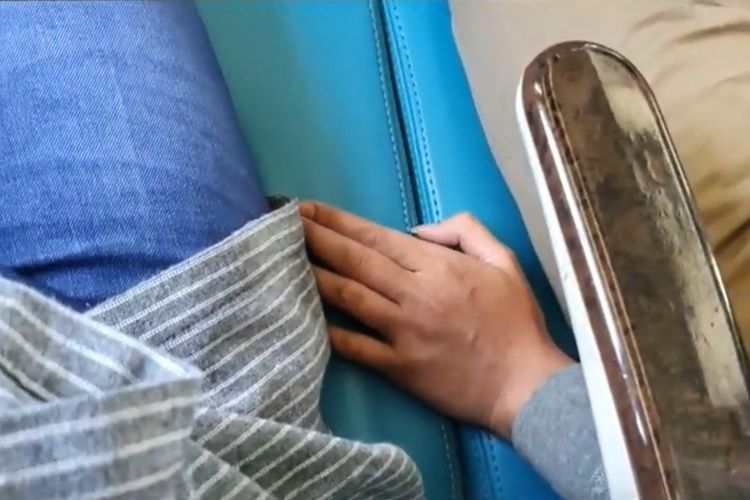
[195,2,463,498]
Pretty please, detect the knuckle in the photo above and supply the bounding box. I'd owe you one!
[358,227,381,249]
[399,342,431,366]
[498,246,519,267]
[335,333,359,356]
[305,202,318,219]
[336,282,364,308]
[394,287,414,306]
[340,244,367,270]
[346,340,366,360]
[434,256,458,277]
[455,212,477,226]
[402,298,437,328]
[352,247,373,272]
[314,205,332,225]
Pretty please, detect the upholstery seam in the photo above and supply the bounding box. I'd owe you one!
[367,0,411,230]
[440,419,459,500]
[485,432,504,499]
[384,7,455,497]
[383,2,456,498]
[390,1,442,223]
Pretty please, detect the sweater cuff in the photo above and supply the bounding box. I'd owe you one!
[511,364,609,499]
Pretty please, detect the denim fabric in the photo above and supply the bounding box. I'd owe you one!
[0,1,268,310]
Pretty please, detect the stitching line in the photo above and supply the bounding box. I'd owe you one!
[367,0,411,230]
[390,1,441,223]
[385,5,455,497]
[485,432,504,499]
[440,419,459,500]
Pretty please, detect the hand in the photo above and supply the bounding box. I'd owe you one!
[300,201,573,438]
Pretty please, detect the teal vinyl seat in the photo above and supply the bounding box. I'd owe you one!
[197,2,577,498]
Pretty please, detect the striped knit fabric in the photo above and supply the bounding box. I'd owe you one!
[0,201,423,499]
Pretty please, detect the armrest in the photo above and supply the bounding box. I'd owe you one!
[517,41,750,499]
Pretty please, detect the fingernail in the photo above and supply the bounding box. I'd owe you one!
[409,224,433,235]
[298,201,313,218]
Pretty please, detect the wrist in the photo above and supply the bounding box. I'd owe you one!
[488,343,573,438]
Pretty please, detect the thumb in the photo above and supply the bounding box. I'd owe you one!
[413,213,514,269]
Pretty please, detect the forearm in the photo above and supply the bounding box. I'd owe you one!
[511,364,609,500]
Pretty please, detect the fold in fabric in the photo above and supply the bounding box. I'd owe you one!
[0,201,423,499]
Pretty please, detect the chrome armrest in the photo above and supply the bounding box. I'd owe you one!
[517,42,750,499]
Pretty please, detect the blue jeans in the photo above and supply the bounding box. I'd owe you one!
[0,1,268,310]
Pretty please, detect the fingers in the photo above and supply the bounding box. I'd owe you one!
[302,217,409,302]
[412,213,515,269]
[313,265,400,336]
[300,201,424,270]
[328,324,395,370]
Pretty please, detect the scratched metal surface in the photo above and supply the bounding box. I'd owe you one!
[521,42,750,499]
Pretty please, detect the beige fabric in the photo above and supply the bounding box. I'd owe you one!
[450,0,750,341]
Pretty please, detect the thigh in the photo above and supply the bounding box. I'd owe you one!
[0,1,268,309]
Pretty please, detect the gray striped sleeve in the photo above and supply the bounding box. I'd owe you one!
[0,278,200,499]
[0,200,423,500]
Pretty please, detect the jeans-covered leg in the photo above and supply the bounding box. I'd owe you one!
[0,1,268,310]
